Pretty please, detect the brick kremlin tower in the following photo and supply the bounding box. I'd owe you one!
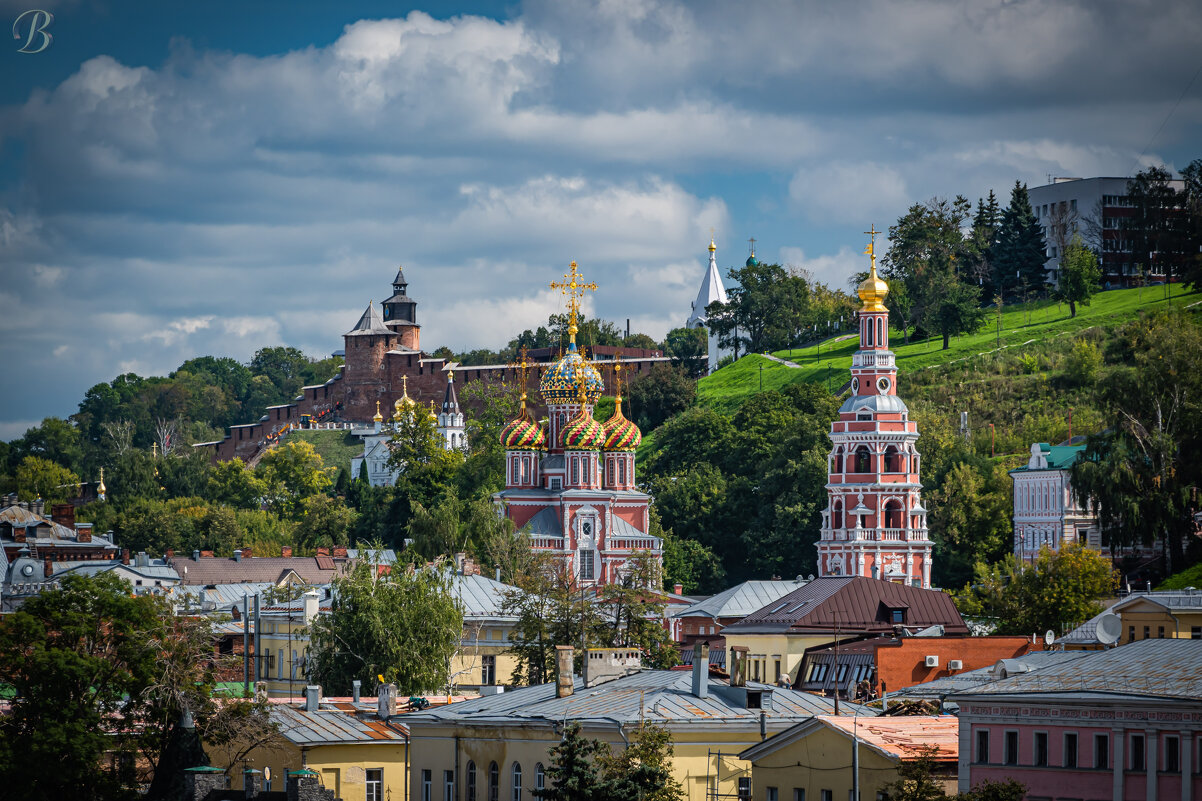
[815,228,933,587]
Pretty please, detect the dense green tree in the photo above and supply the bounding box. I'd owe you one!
[294,494,357,550]
[954,545,1117,635]
[255,440,333,518]
[993,181,1048,295]
[15,455,80,503]
[406,489,513,560]
[596,550,677,668]
[1181,158,1202,289]
[1053,234,1102,317]
[9,417,84,474]
[625,364,696,432]
[207,458,263,509]
[661,531,725,594]
[309,556,464,695]
[595,722,684,801]
[663,326,708,377]
[969,190,1003,296]
[158,448,213,499]
[1124,166,1186,286]
[928,461,1012,589]
[705,261,810,356]
[880,745,948,801]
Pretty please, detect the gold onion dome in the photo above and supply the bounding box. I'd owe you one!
[393,377,416,418]
[500,394,547,450]
[372,401,384,423]
[857,263,889,313]
[539,348,605,405]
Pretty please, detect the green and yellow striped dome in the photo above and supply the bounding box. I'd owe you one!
[500,413,546,451]
[603,407,642,451]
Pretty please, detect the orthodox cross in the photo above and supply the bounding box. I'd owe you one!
[863,225,881,269]
[549,261,597,347]
[748,236,756,256]
[506,346,535,412]
[610,352,626,419]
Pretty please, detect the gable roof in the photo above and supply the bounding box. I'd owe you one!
[722,576,968,636]
[1113,590,1202,614]
[740,715,958,764]
[169,555,349,586]
[951,639,1202,702]
[674,579,807,620]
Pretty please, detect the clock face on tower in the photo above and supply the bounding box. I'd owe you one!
[877,377,891,393]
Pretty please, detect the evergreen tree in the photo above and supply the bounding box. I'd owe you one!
[534,721,607,801]
[969,190,1003,297]
[993,181,1048,297]
[596,722,684,801]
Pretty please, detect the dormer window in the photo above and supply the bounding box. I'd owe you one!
[857,411,873,422]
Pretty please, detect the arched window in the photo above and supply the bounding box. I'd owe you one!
[883,445,902,473]
[511,762,522,801]
[831,446,843,473]
[489,762,499,801]
[876,317,884,346]
[618,459,626,485]
[467,762,477,801]
[832,499,843,530]
[534,764,545,792]
[855,446,872,474]
[867,319,874,347]
[570,457,579,485]
[884,500,904,529]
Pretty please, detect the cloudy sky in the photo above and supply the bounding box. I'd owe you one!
[2,0,1201,437]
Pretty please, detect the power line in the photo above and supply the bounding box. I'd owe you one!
[1129,55,1202,176]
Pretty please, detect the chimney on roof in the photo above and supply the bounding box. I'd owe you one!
[555,646,574,698]
[43,556,53,580]
[378,683,398,719]
[316,547,330,557]
[674,583,683,595]
[136,551,149,568]
[352,680,361,704]
[332,545,347,559]
[691,641,710,699]
[495,567,502,583]
[192,550,200,561]
[165,548,174,560]
[302,590,320,624]
[233,549,242,562]
[303,685,320,713]
[121,548,130,566]
[51,503,75,528]
[281,546,293,558]
[33,500,44,516]
[584,648,642,688]
[241,546,252,558]
[730,646,749,688]
[75,524,92,543]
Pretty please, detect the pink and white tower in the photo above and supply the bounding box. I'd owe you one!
[815,226,933,588]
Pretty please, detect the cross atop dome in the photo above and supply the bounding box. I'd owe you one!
[549,261,597,349]
[857,224,889,313]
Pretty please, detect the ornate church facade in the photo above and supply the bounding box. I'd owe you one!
[492,263,661,586]
[815,230,933,587]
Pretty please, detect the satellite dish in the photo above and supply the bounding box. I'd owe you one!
[1095,613,1122,646]
[1044,629,1055,647]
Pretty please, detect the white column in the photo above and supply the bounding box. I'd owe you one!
[1113,728,1125,801]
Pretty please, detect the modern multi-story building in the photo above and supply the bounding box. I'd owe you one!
[815,234,933,587]
[1028,176,1187,287]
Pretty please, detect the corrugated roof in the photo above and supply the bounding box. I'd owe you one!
[889,650,1092,701]
[407,669,870,727]
[675,580,807,620]
[453,573,520,620]
[169,555,347,586]
[1114,590,1202,613]
[952,639,1202,701]
[723,576,968,636]
[271,704,407,746]
[172,582,276,610]
[822,715,958,759]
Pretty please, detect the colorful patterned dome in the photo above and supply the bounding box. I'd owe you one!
[561,409,605,450]
[603,406,642,451]
[539,347,605,405]
[500,401,546,450]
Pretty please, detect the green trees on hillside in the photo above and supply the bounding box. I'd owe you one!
[1053,235,1101,317]
[993,181,1048,297]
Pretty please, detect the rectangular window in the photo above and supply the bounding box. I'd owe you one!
[737,777,751,800]
[550,477,561,490]
[1158,626,1165,638]
[422,769,432,801]
[977,729,990,764]
[774,659,781,682]
[277,649,284,679]
[891,609,904,624]
[1143,626,1150,640]
[767,789,778,801]
[618,459,626,485]
[579,549,594,581]
[1192,626,1201,639]
[1034,732,1048,766]
[1004,731,1019,766]
[1165,735,1180,773]
[1132,734,1146,771]
[1095,734,1109,769]
[1064,733,1077,768]
[821,791,833,801]
[366,769,384,801]
[482,655,496,686]
[793,791,805,801]
[570,458,579,485]
[1129,626,1136,642]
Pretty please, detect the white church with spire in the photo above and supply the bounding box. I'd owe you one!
[687,236,734,373]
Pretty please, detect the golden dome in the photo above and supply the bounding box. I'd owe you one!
[857,263,889,313]
[373,401,384,423]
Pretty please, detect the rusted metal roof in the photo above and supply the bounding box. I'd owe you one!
[168,555,347,586]
[723,576,968,636]
[741,715,958,764]
[270,704,408,746]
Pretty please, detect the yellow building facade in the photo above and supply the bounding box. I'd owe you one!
[739,716,959,801]
[1114,591,1202,645]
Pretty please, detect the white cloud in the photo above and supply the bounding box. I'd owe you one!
[779,245,863,292]
[789,162,910,226]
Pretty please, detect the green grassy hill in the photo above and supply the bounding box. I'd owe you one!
[697,284,1200,415]
[288,428,363,474]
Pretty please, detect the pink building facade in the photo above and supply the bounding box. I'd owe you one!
[953,640,1202,801]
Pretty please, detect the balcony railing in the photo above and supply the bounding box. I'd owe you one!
[852,351,895,369]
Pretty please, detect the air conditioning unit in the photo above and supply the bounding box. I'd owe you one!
[948,659,963,671]
[924,655,939,668]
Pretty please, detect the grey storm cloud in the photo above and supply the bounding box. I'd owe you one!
[1,0,1200,433]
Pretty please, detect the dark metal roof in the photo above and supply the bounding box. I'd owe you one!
[271,704,407,746]
[344,302,392,337]
[169,555,347,586]
[674,580,807,620]
[722,576,968,636]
